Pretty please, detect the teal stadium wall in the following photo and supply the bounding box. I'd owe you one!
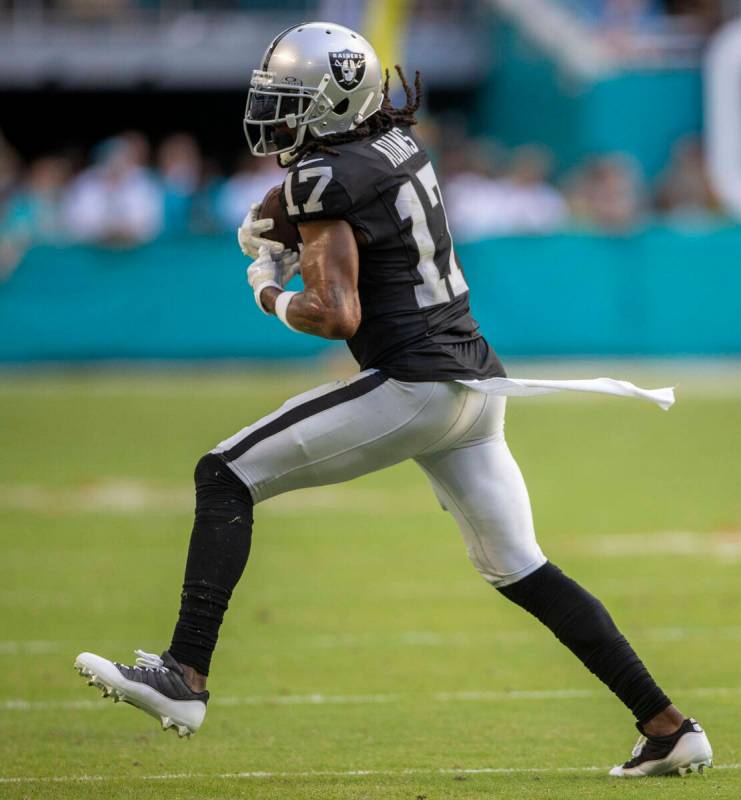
[481,24,703,178]
[1,229,739,362]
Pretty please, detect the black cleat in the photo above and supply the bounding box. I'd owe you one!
[609,718,713,777]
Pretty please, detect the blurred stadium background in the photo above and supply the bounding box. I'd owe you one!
[1,0,740,361]
[3,3,741,797]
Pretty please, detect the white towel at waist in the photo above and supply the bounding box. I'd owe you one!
[456,376,675,411]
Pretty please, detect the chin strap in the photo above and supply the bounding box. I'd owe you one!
[278,74,334,166]
[279,149,300,167]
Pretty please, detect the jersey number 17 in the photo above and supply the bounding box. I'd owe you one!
[395,161,469,309]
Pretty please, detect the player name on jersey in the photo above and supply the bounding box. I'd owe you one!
[283,124,504,381]
[371,127,420,167]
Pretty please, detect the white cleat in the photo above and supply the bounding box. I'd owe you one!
[74,649,208,737]
[609,718,712,777]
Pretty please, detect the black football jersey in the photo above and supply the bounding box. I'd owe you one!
[280,125,505,382]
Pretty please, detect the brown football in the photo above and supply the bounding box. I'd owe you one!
[259,185,301,252]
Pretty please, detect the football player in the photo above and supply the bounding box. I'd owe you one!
[76,22,712,778]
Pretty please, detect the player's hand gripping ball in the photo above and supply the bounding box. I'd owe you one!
[247,243,300,293]
[239,186,301,313]
[237,186,301,259]
[258,185,302,252]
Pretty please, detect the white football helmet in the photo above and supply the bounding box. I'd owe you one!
[244,22,384,161]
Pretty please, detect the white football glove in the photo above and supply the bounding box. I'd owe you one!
[247,245,301,313]
[237,202,285,260]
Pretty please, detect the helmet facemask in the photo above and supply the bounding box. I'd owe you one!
[243,70,333,158]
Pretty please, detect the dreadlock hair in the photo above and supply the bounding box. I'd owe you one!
[291,65,423,161]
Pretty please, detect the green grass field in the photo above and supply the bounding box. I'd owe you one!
[1,364,740,799]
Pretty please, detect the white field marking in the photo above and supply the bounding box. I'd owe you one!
[4,625,741,657]
[2,479,740,549]
[215,692,399,707]
[0,482,430,516]
[0,763,739,784]
[307,625,741,648]
[0,482,193,514]
[0,640,62,655]
[307,631,528,647]
[5,685,741,713]
[592,531,741,560]
[2,480,739,558]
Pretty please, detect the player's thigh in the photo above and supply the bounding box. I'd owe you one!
[416,396,546,587]
[214,371,449,503]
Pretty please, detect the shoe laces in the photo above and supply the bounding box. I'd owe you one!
[133,649,168,672]
[631,734,647,758]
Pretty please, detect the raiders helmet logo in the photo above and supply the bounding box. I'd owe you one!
[329,49,366,90]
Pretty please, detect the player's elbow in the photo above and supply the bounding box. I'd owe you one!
[301,284,360,339]
[324,307,361,339]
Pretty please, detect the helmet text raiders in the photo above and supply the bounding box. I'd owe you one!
[243,22,384,162]
[330,50,366,90]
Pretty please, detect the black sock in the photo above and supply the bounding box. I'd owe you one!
[169,453,254,676]
[498,562,671,724]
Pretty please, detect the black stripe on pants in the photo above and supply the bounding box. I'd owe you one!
[220,371,389,463]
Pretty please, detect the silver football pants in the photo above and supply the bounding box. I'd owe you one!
[214,369,547,587]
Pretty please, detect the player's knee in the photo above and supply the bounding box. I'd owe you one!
[465,548,506,585]
[194,452,252,505]
[466,548,547,589]
[194,452,222,487]
[467,554,498,584]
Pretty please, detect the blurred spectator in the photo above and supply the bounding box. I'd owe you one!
[562,0,659,23]
[217,153,284,230]
[663,0,724,33]
[0,123,736,265]
[59,0,133,20]
[565,154,646,230]
[0,156,70,280]
[62,136,163,246]
[445,144,567,240]
[655,136,721,217]
[0,132,22,209]
[157,133,202,235]
[442,140,504,241]
[190,158,227,235]
[121,130,152,171]
[494,146,569,232]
